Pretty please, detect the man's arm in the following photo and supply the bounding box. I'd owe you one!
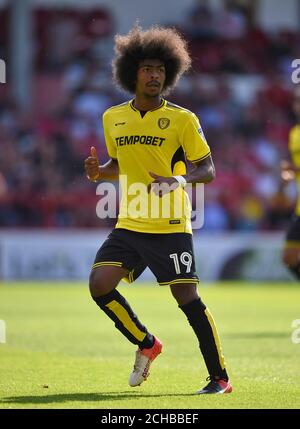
[84,147,119,182]
[185,155,216,184]
[149,155,215,186]
[148,155,215,196]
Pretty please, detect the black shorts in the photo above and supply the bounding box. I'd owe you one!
[286,216,300,243]
[92,228,199,286]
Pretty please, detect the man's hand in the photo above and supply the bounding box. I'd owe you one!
[85,147,101,182]
[148,171,179,197]
[281,160,295,182]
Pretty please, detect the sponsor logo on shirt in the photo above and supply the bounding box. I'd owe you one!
[115,135,165,147]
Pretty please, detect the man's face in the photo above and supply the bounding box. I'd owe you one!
[136,59,166,97]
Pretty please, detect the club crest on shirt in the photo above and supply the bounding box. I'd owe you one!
[158,118,170,130]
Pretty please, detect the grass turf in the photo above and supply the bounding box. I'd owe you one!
[0,282,300,409]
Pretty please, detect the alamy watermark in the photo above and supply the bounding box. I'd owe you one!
[291,59,300,84]
[0,59,6,83]
[0,320,6,343]
[291,319,300,344]
[95,176,205,229]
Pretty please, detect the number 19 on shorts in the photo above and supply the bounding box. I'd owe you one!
[169,252,192,274]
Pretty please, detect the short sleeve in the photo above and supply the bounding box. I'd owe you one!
[102,111,117,159]
[180,113,211,163]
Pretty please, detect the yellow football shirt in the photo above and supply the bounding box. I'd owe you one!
[289,124,300,215]
[102,99,211,233]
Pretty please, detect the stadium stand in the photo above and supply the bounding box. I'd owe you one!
[0,2,299,230]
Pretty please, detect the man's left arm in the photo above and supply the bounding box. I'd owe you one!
[148,155,216,195]
[185,155,216,184]
[149,113,215,193]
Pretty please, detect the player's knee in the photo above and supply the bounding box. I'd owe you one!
[89,269,108,298]
[89,266,123,298]
[170,283,199,306]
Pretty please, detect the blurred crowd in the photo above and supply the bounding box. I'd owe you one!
[0,1,299,230]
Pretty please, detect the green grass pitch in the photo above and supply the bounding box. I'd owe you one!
[0,282,300,409]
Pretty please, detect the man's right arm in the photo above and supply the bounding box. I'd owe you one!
[84,147,119,182]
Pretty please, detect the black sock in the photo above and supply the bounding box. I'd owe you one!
[93,289,154,349]
[179,298,228,381]
[288,262,300,280]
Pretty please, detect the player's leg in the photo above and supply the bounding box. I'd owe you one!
[170,283,232,394]
[89,265,154,348]
[282,216,300,280]
[90,229,162,387]
[282,247,300,279]
[142,232,231,394]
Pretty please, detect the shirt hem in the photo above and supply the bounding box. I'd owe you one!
[115,221,192,234]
